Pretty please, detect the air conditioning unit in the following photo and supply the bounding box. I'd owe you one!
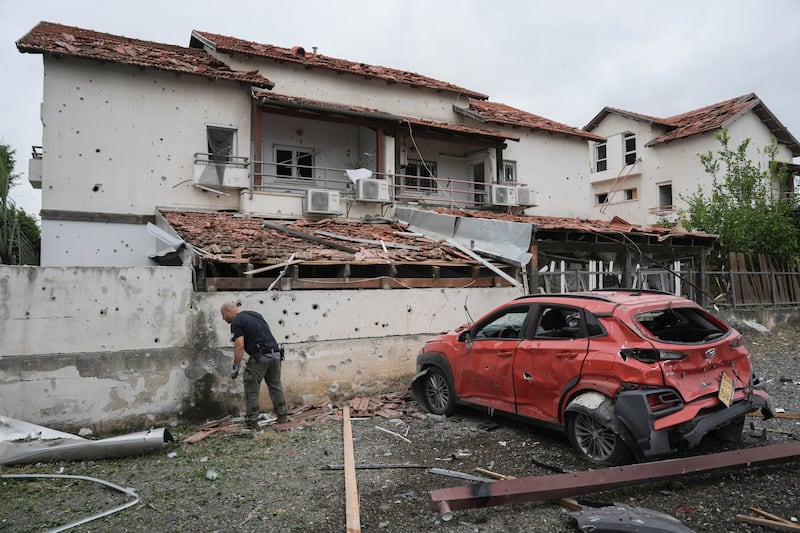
[357,178,390,202]
[516,186,537,207]
[305,189,340,214]
[489,185,517,206]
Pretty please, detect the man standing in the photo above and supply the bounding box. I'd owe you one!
[220,301,289,428]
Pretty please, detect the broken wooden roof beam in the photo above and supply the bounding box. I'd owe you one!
[428,441,800,517]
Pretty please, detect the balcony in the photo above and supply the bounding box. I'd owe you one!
[647,205,678,226]
[192,153,250,193]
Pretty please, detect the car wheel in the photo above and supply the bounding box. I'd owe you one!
[421,367,457,415]
[567,411,631,465]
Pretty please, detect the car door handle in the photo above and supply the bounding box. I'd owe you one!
[497,351,514,358]
[556,352,578,359]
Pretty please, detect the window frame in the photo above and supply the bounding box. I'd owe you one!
[275,145,315,180]
[594,142,608,172]
[403,158,439,194]
[501,160,517,184]
[623,132,637,165]
[206,125,237,164]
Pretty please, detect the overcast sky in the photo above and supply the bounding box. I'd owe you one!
[2,0,799,218]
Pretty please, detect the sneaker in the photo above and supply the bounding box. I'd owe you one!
[277,415,289,424]
[245,421,259,430]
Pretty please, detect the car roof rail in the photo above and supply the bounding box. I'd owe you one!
[513,288,675,303]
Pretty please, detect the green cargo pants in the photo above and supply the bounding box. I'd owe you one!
[243,356,288,425]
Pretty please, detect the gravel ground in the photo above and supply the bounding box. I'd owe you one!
[1,327,799,533]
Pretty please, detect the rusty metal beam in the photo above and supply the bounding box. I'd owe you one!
[428,442,800,516]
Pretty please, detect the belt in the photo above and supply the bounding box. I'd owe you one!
[252,350,280,361]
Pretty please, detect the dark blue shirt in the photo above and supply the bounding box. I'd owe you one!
[230,310,278,356]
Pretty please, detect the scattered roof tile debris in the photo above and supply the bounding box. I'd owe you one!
[17,21,274,89]
[160,210,481,265]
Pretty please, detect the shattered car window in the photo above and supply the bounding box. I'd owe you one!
[635,307,727,343]
[473,308,529,340]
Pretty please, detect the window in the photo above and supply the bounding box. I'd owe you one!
[594,143,607,172]
[624,188,637,201]
[658,182,673,208]
[624,133,637,165]
[535,306,585,339]
[473,307,530,340]
[276,146,314,179]
[502,160,517,184]
[404,159,438,193]
[207,125,236,163]
[596,193,608,205]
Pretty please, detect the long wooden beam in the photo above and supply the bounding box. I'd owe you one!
[342,406,361,533]
[428,441,800,516]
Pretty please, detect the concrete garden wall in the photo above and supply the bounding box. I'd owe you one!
[0,266,519,431]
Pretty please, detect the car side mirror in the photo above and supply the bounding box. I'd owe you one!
[458,330,472,343]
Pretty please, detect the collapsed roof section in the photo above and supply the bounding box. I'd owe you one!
[155,209,519,291]
[16,21,274,89]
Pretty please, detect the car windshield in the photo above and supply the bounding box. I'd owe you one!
[634,306,727,343]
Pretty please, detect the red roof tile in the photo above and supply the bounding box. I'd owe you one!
[17,22,274,89]
[586,94,800,156]
[465,100,604,141]
[159,210,482,265]
[191,30,488,99]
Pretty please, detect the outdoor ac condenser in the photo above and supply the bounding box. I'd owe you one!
[489,185,518,206]
[305,189,340,214]
[516,186,537,207]
[356,178,390,202]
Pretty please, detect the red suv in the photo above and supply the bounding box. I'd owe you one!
[411,290,774,465]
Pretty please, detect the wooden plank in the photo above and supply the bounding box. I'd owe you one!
[730,252,744,305]
[205,276,509,291]
[243,260,305,276]
[314,230,421,251]
[735,514,800,531]
[262,220,359,253]
[342,406,361,533]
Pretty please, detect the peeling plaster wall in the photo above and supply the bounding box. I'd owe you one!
[0,265,520,431]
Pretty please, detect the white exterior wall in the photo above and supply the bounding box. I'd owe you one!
[501,130,593,218]
[38,58,255,266]
[0,265,519,430]
[222,53,465,123]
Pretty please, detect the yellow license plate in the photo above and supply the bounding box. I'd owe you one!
[718,371,734,407]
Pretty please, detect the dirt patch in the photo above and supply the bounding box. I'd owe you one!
[2,329,799,532]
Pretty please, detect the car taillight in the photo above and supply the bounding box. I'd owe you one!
[619,348,688,363]
[645,390,683,413]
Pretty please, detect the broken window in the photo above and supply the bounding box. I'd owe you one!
[635,307,727,343]
[658,182,673,208]
[594,142,607,172]
[502,160,517,184]
[472,306,530,340]
[276,146,314,179]
[404,159,438,194]
[624,188,637,201]
[596,192,608,205]
[535,306,587,339]
[207,125,236,164]
[624,133,637,165]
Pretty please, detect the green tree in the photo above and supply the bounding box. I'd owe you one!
[1,143,40,264]
[680,129,799,269]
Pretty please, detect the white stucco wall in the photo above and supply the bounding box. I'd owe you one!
[39,219,159,267]
[221,52,468,123]
[40,57,250,215]
[0,265,519,430]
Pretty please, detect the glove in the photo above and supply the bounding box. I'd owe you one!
[230,364,240,379]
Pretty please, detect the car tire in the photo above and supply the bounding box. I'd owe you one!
[566,410,632,466]
[420,367,457,416]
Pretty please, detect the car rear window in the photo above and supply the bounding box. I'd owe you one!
[634,307,727,343]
